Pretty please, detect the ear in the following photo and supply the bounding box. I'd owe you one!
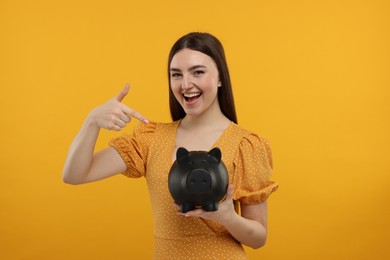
[208,147,221,163]
[176,147,189,163]
[217,79,222,87]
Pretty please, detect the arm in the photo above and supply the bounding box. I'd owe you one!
[224,201,268,249]
[62,84,148,185]
[176,185,268,249]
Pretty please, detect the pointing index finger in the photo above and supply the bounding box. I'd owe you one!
[121,104,149,124]
[131,110,150,124]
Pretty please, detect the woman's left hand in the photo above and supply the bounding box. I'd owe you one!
[175,184,237,226]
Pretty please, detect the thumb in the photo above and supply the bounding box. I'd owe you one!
[226,184,234,200]
[115,83,130,102]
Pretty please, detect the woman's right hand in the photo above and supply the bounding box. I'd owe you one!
[88,83,149,131]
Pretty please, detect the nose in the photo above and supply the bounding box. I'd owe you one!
[181,75,193,90]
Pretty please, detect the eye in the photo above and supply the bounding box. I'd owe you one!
[171,73,182,78]
[194,70,204,76]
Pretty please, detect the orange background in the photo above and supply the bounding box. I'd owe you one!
[1,0,389,259]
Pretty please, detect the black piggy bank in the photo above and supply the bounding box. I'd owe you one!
[168,147,229,213]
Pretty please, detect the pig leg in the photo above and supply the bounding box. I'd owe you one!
[180,203,195,213]
[203,202,218,212]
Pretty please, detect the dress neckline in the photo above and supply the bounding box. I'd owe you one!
[170,119,234,164]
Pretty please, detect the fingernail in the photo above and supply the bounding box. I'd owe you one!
[144,119,149,124]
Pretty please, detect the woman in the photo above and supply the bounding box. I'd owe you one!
[63,32,278,259]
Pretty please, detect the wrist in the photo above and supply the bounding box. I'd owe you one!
[220,209,240,228]
[85,113,100,130]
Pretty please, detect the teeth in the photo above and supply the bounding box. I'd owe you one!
[183,93,201,98]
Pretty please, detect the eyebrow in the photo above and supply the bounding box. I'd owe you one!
[169,65,207,72]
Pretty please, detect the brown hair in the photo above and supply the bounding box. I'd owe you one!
[168,32,238,124]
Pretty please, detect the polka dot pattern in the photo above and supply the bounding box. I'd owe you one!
[109,121,278,259]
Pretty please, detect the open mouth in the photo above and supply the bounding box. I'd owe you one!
[183,92,202,103]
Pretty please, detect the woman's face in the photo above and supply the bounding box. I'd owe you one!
[170,48,221,118]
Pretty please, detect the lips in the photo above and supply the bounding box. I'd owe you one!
[183,92,202,103]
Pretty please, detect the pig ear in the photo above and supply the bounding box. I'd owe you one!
[176,147,189,163]
[208,147,221,163]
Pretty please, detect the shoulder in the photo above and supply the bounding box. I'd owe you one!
[230,124,271,149]
[143,120,179,134]
[132,120,177,132]
[131,120,180,138]
[231,124,273,168]
[132,121,157,134]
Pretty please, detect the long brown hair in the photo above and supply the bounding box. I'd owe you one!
[168,32,238,124]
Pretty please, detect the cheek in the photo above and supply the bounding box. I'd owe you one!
[200,71,219,87]
[201,77,219,93]
[170,80,180,92]
[170,82,182,99]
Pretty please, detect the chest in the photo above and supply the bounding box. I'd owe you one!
[145,124,242,204]
[172,128,225,163]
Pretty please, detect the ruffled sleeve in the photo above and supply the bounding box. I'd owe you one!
[233,132,278,205]
[109,121,156,178]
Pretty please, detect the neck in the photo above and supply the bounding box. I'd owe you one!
[181,98,230,130]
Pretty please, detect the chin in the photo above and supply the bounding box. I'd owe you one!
[183,108,204,118]
[183,111,201,117]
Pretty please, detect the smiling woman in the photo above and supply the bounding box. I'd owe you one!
[169,49,221,118]
[168,33,237,125]
[62,32,278,259]
[171,65,206,104]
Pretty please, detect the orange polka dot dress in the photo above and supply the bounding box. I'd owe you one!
[109,121,278,259]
